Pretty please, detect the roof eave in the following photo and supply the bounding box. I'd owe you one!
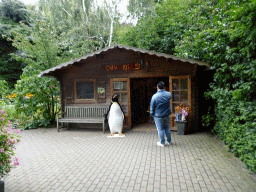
[39,44,210,77]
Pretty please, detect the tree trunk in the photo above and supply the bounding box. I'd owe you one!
[109,17,114,46]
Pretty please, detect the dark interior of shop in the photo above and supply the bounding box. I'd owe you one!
[130,77,169,126]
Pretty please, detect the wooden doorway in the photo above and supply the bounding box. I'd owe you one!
[130,77,169,128]
[110,78,131,129]
[169,75,191,131]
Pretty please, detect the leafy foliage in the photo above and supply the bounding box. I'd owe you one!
[15,76,60,128]
[38,0,120,54]
[8,19,65,129]
[0,108,21,178]
[0,36,24,88]
[0,80,9,100]
[118,0,192,54]
[0,0,29,88]
[0,0,29,23]
[126,0,156,22]
[174,0,256,173]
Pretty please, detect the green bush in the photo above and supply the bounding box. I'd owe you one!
[172,0,256,173]
[211,100,256,173]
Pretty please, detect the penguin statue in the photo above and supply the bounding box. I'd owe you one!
[107,94,125,136]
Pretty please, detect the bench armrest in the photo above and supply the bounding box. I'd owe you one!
[56,112,66,118]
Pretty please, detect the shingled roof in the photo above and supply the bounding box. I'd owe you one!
[39,44,209,77]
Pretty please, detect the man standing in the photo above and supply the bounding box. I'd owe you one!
[150,81,172,147]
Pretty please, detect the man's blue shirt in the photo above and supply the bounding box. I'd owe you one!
[150,89,172,117]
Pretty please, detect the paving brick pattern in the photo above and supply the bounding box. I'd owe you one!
[4,127,256,192]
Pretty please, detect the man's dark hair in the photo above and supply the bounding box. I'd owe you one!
[157,81,165,89]
[112,94,119,102]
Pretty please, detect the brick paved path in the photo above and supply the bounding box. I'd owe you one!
[4,127,256,192]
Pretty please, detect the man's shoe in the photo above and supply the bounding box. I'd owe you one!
[157,142,165,147]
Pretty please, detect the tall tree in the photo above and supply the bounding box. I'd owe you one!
[126,0,157,22]
[118,0,190,54]
[0,0,29,88]
[102,0,122,46]
[37,0,115,54]
[0,0,29,23]
[8,19,67,128]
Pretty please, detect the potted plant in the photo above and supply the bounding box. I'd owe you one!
[175,104,190,135]
[0,109,21,191]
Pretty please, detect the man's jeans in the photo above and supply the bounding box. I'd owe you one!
[154,115,171,145]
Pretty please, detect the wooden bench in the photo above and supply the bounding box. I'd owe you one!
[56,105,109,132]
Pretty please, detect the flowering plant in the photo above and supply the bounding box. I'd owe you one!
[0,109,21,179]
[175,103,191,121]
[181,108,189,121]
[175,106,182,114]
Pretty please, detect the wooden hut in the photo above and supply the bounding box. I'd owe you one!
[39,44,210,133]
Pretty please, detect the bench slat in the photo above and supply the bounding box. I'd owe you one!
[59,118,103,123]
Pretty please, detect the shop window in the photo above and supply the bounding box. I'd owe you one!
[75,79,96,101]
